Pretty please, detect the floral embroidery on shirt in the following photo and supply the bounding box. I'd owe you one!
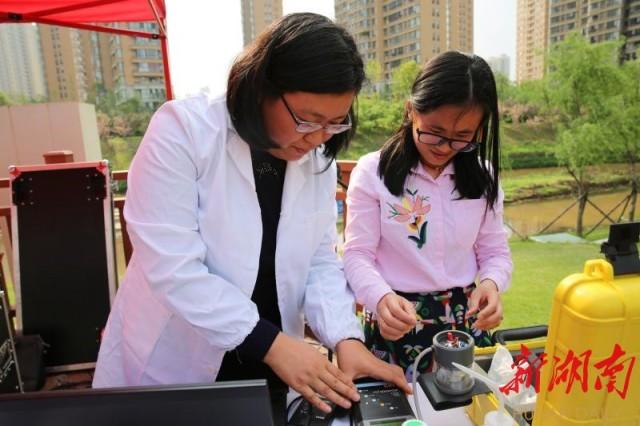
[387,189,431,249]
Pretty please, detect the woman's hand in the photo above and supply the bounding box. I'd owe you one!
[376,292,417,341]
[264,333,360,413]
[466,279,502,330]
[336,339,412,394]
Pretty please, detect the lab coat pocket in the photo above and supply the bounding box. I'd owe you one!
[450,199,487,249]
[119,267,174,381]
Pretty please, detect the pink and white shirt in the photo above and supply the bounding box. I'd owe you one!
[343,151,513,312]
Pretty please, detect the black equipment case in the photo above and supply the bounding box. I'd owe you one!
[9,161,117,372]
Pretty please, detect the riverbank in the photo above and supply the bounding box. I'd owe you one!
[502,163,631,204]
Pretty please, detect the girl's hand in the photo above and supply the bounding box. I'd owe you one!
[466,280,502,330]
[264,333,360,413]
[376,292,417,341]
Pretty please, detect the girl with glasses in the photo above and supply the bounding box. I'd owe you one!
[343,51,513,378]
[93,13,409,425]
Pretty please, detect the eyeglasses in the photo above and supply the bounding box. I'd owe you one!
[415,129,480,153]
[280,95,352,135]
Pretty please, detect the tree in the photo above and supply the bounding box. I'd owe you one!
[546,32,624,236]
[96,112,112,140]
[605,60,640,220]
[365,59,383,93]
[111,115,132,137]
[0,91,12,106]
[555,121,607,235]
[357,94,403,136]
[494,72,515,104]
[546,33,623,125]
[511,78,552,119]
[390,60,420,99]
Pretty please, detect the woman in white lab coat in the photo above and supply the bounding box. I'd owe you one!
[93,13,409,424]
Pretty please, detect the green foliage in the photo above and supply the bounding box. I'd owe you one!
[546,32,624,124]
[604,60,640,168]
[0,91,12,106]
[101,136,143,171]
[512,78,549,108]
[496,163,627,203]
[542,31,625,234]
[365,59,383,90]
[503,144,558,169]
[349,59,419,160]
[0,91,48,105]
[555,121,608,181]
[495,72,515,103]
[356,94,404,136]
[90,84,154,140]
[390,60,420,99]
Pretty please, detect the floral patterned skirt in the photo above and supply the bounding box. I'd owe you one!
[362,284,492,381]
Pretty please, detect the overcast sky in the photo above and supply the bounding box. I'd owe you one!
[166,0,517,98]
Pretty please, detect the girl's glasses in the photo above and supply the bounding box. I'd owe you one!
[415,129,479,153]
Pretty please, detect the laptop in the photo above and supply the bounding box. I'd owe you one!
[0,379,274,426]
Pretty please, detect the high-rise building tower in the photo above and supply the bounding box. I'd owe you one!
[625,0,640,60]
[108,22,166,109]
[549,0,624,46]
[0,24,47,100]
[487,54,511,78]
[37,23,165,109]
[335,0,474,82]
[517,0,640,82]
[39,25,89,101]
[516,0,548,83]
[241,0,283,46]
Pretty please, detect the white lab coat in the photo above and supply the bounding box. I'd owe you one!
[93,95,363,387]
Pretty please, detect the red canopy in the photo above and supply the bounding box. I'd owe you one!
[0,0,172,99]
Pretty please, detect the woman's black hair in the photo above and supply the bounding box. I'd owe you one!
[227,13,364,162]
[378,51,501,208]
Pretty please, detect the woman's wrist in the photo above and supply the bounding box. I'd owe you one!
[263,331,284,366]
[336,337,364,353]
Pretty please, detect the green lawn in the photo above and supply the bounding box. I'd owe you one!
[500,240,604,330]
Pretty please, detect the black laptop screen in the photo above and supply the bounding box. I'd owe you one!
[0,380,274,426]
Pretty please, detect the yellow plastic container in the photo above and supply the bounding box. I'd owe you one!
[534,259,640,425]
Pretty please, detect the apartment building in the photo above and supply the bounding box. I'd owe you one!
[335,0,474,82]
[0,24,47,100]
[517,0,640,82]
[39,25,88,101]
[487,54,511,77]
[517,0,548,82]
[108,22,166,109]
[36,23,165,108]
[241,0,283,46]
